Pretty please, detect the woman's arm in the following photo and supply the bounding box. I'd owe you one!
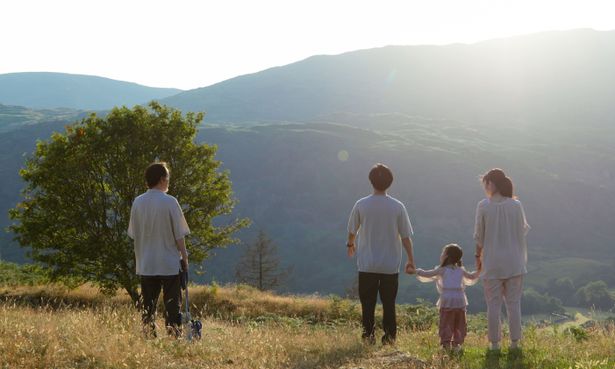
[473,201,485,270]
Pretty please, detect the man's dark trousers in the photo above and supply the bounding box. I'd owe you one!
[140,274,182,335]
[358,272,399,342]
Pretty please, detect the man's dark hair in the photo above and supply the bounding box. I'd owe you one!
[145,162,169,188]
[369,163,393,191]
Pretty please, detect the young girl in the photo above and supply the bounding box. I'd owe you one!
[416,244,480,350]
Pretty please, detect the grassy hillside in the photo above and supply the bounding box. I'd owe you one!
[1,112,614,300]
[1,283,613,369]
[525,258,612,289]
[193,118,615,297]
[0,72,181,110]
[0,104,82,133]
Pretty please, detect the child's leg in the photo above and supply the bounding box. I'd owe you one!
[439,308,454,348]
[453,308,467,346]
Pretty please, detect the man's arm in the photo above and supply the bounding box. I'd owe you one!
[402,237,416,274]
[347,232,356,257]
[176,238,189,271]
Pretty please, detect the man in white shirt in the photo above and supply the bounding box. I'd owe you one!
[128,162,190,337]
[347,163,416,345]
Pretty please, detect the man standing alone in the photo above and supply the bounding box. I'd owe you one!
[128,162,191,337]
[347,163,416,345]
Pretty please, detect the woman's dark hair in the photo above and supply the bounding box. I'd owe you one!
[369,163,394,191]
[440,244,463,268]
[145,162,169,188]
[482,168,514,198]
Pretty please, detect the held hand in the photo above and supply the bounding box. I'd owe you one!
[405,261,416,275]
[347,244,356,258]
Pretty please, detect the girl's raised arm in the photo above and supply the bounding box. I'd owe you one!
[462,267,480,286]
[416,266,443,283]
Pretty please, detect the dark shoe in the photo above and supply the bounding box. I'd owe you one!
[381,334,396,345]
[362,334,376,345]
[142,323,157,339]
[166,325,181,338]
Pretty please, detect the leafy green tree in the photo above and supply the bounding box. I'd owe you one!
[547,277,576,306]
[575,281,614,310]
[9,102,248,302]
[522,288,565,315]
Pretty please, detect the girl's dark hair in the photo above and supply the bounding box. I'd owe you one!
[482,168,514,198]
[145,162,169,188]
[440,244,463,268]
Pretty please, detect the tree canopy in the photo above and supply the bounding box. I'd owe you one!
[9,102,248,301]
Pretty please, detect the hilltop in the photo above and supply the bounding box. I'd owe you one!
[0,72,181,110]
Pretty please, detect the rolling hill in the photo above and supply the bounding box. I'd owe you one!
[0,72,181,110]
[162,29,615,127]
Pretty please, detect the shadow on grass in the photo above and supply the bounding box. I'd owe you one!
[482,348,529,369]
[0,290,115,310]
[285,341,369,369]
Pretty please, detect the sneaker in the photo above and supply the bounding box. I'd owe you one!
[489,342,501,351]
[510,340,521,349]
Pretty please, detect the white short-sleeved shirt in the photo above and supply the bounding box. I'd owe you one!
[128,189,191,276]
[347,194,414,274]
[474,197,530,280]
[416,266,480,308]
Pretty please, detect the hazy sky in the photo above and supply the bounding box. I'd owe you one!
[1,0,614,90]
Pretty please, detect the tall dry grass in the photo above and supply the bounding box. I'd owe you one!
[1,284,614,369]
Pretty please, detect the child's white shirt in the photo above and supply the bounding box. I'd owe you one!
[416,265,480,309]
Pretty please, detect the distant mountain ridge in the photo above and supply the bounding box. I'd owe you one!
[162,28,615,126]
[0,72,182,110]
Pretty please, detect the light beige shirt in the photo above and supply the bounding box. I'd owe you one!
[347,194,414,274]
[128,189,190,276]
[474,197,530,280]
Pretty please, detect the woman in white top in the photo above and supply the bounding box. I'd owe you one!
[474,168,530,351]
[416,244,480,350]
